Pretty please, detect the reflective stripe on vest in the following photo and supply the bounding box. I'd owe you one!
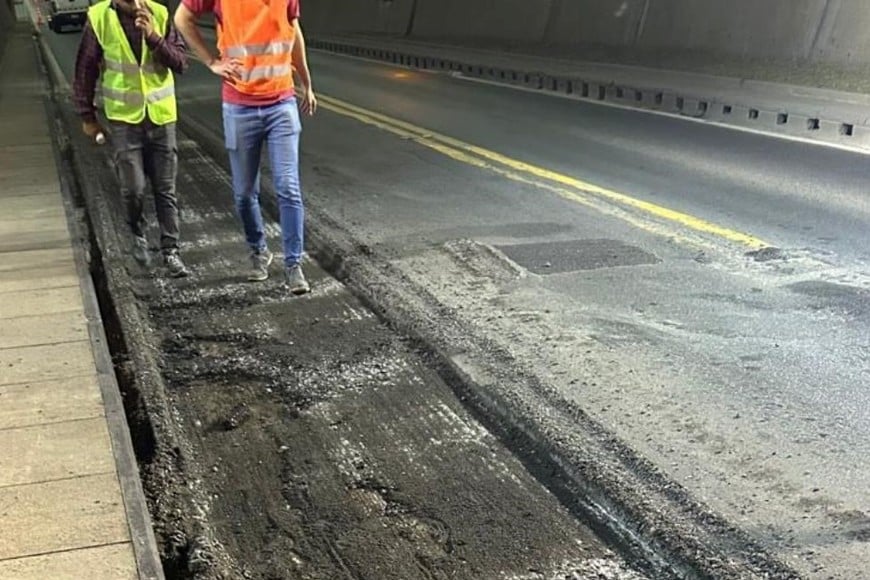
[238,64,294,83]
[103,57,161,76]
[87,0,177,125]
[101,84,176,107]
[224,41,293,58]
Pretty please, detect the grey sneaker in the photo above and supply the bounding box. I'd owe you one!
[132,236,151,267]
[285,264,310,295]
[164,252,190,278]
[247,248,274,282]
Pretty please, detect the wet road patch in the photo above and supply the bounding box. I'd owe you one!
[496,239,660,274]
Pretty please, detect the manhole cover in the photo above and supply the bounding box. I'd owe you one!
[496,239,660,274]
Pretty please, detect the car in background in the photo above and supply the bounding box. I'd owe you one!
[47,0,90,32]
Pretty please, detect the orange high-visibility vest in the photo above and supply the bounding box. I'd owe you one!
[217,0,296,96]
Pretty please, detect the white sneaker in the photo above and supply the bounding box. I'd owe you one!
[285,264,310,295]
[247,248,274,282]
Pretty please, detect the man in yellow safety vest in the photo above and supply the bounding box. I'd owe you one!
[73,0,190,277]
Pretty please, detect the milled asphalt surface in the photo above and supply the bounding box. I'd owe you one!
[46,42,648,580]
[43,21,870,580]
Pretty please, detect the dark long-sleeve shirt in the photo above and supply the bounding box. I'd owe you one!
[73,4,188,124]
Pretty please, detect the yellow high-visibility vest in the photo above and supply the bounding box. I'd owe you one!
[88,0,177,125]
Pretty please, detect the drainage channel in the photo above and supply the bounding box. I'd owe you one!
[69,167,158,468]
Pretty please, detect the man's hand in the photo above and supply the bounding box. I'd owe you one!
[300,87,317,116]
[208,57,243,81]
[82,120,105,140]
[135,7,156,39]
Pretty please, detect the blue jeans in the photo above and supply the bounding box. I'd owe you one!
[222,99,304,267]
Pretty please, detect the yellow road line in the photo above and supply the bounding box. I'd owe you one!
[318,98,705,247]
[319,94,770,249]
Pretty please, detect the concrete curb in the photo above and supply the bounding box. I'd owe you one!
[308,36,870,152]
[32,28,166,580]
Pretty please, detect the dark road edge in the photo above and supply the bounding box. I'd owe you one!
[178,105,804,579]
[306,35,870,154]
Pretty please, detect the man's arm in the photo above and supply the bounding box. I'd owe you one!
[144,19,189,74]
[72,21,104,136]
[292,19,316,115]
[174,2,241,80]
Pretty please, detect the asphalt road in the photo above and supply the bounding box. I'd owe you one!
[44,25,870,579]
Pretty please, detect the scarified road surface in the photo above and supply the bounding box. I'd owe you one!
[60,110,648,578]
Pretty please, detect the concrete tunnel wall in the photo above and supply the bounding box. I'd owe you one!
[410,0,554,43]
[303,0,416,36]
[810,0,870,65]
[303,0,870,67]
[634,0,827,60]
[543,0,645,47]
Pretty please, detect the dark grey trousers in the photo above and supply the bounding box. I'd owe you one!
[111,121,180,253]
